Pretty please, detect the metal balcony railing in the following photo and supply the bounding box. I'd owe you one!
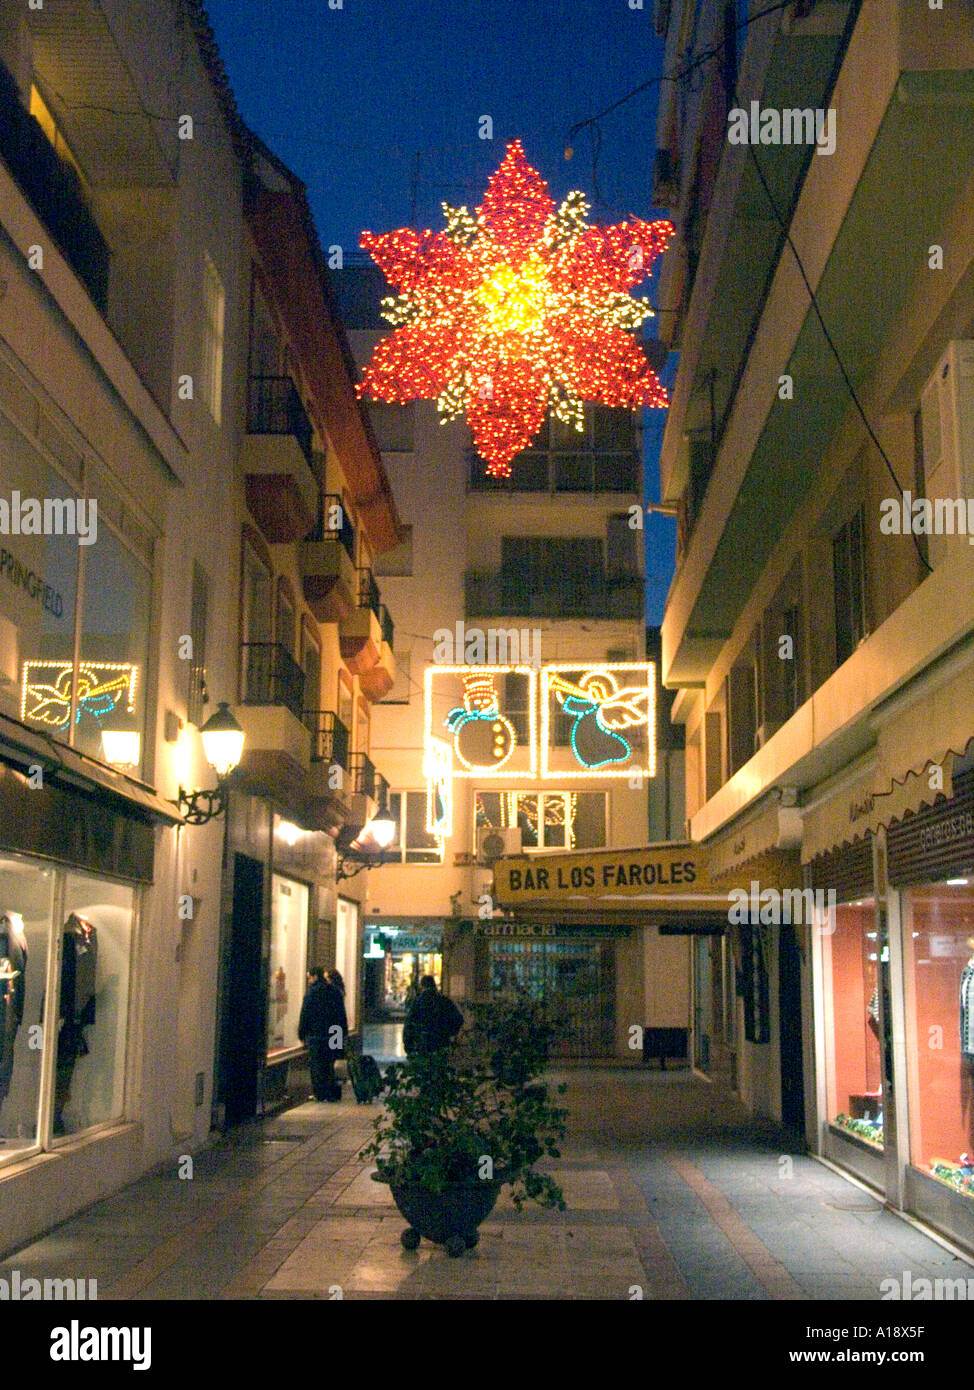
[464,570,644,620]
[357,567,381,619]
[0,61,110,311]
[246,375,314,468]
[308,492,356,558]
[466,448,639,494]
[239,642,306,722]
[303,710,350,770]
[378,603,394,649]
[350,752,388,809]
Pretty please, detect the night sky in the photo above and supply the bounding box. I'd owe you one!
[204,0,676,618]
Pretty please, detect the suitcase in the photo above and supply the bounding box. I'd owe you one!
[347,1053,384,1104]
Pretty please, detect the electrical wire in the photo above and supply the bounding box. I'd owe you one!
[567,0,933,575]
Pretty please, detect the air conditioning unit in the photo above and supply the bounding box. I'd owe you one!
[920,340,974,566]
[477,827,522,866]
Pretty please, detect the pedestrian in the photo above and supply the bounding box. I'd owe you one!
[298,967,348,1101]
[402,974,464,1056]
[326,968,345,998]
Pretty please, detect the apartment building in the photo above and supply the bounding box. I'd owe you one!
[0,0,399,1251]
[334,262,691,1060]
[654,0,974,1251]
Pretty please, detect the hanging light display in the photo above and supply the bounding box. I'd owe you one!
[358,140,674,477]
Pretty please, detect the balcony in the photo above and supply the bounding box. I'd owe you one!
[464,570,644,620]
[360,605,396,702]
[339,567,383,674]
[299,493,357,622]
[0,61,110,312]
[301,710,351,835]
[234,643,310,805]
[336,751,391,845]
[241,376,317,543]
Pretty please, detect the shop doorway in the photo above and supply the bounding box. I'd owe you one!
[779,926,806,1132]
[224,854,264,1124]
[692,936,715,1073]
[487,938,614,1058]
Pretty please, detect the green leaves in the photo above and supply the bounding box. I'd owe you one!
[360,1001,568,1210]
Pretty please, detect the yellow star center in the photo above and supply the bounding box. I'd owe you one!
[476,257,550,335]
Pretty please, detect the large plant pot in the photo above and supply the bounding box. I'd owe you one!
[382,1179,503,1257]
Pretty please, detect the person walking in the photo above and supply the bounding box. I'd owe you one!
[402,975,464,1057]
[298,967,348,1101]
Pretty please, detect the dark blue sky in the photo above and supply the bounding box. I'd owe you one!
[205,0,665,252]
[205,0,676,619]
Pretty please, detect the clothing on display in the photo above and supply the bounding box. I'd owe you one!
[0,912,27,1106]
[53,913,98,1134]
[960,953,974,1061]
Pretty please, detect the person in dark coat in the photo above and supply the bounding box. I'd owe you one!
[298,967,348,1101]
[402,975,464,1056]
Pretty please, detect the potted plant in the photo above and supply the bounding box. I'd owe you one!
[360,1000,568,1256]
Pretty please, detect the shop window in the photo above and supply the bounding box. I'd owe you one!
[200,251,225,425]
[821,899,884,1148]
[389,791,442,864]
[0,856,56,1156]
[902,881,974,1194]
[53,873,135,1138]
[335,897,359,1032]
[267,875,309,1057]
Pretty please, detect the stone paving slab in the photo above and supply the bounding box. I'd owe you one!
[3,1070,973,1300]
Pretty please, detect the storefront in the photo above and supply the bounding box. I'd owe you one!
[363,921,443,1020]
[887,752,974,1251]
[216,797,349,1123]
[486,843,732,1061]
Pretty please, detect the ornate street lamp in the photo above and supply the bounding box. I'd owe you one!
[177,701,245,825]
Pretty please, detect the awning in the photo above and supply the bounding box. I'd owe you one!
[871,661,974,830]
[801,759,878,864]
[704,800,803,880]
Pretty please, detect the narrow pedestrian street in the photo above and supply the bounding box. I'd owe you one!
[3,1069,965,1301]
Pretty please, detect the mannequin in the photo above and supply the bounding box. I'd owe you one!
[53,913,97,1135]
[960,937,974,1063]
[0,912,27,1108]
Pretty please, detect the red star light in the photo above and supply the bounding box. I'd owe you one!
[357,141,674,477]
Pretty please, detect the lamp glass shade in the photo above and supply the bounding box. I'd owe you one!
[366,816,397,850]
[101,726,141,768]
[200,702,245,777]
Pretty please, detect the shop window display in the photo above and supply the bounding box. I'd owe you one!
[267,875,309,1055]
[0,856,55,1154]
[821,900,884,1147]
[902,881,974,1194]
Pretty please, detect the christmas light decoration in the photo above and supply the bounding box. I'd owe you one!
[424,736,453,835]
[541,664,656,779]
[425,665,537,777]
[358,141,674,477]
[22,661,138,729]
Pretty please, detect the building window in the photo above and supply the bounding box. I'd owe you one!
[187,562,209,727]
[374,525,413,577]
[275,580,296,659]
[832,507,867,667]
[474,791,607,850]
[200,252,225,425]
[389,790,442,864]
[267,874,309,1057]
[300,623,321,715]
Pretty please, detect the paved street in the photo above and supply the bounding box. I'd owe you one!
[2,1069,967,1301]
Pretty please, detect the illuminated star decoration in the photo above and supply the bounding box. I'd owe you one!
[357,140,674,477]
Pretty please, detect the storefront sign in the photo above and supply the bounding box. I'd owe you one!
[493,844,718,906]
[474,921,628,938]
[887,772,974,887]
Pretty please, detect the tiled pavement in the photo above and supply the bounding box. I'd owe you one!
[2,1068,970,1300]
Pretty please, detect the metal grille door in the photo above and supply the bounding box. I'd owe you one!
[487,939,615,1058]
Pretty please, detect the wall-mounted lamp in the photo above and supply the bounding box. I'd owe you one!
[336,814,398,881]
[176,702,245,825]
